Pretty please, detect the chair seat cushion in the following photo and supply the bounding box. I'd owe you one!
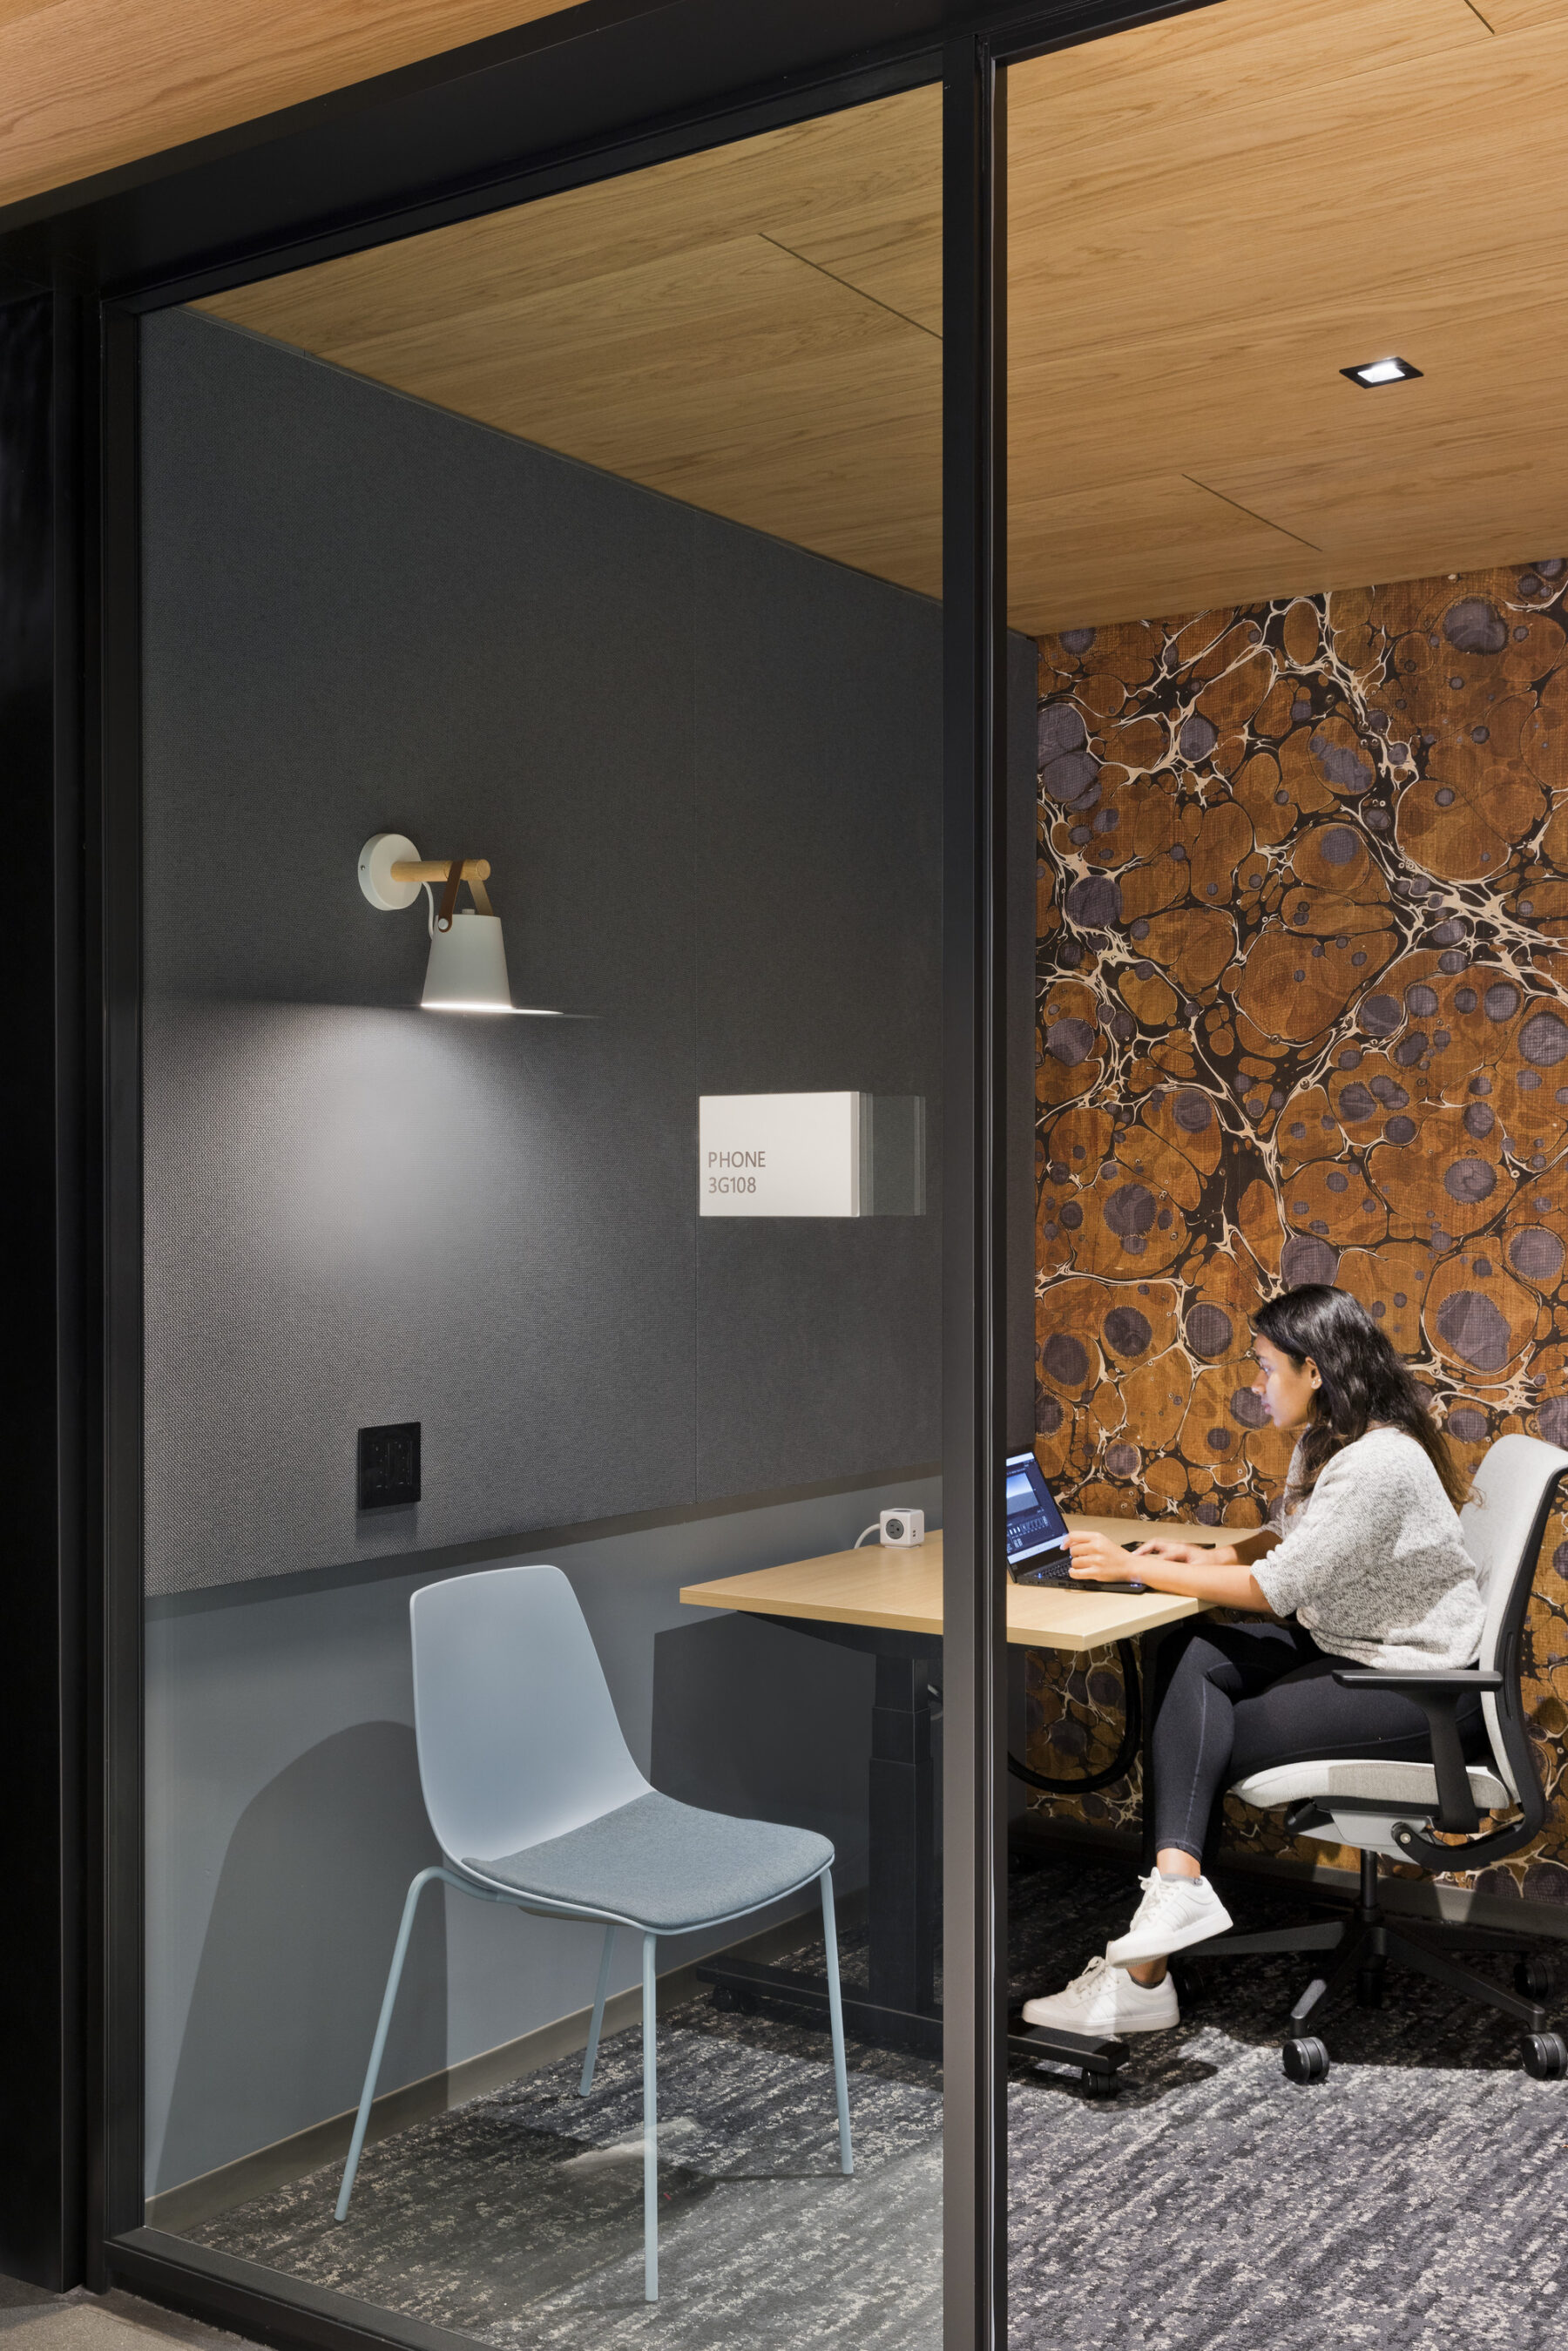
[1231,1758,1511,1811]
[463,1789,833,1931]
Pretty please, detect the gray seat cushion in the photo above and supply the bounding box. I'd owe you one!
[463,1790,833,1932]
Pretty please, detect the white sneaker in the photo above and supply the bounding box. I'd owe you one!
[1105,1871,1233,1966]
[1019,1951,1179,2036]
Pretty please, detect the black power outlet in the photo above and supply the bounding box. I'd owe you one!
[358,1422,421,1511]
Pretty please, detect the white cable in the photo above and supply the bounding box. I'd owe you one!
[853,1523,881,1548]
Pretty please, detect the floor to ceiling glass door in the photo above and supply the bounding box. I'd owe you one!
[134,75,966,2351]
[1004,4,1568,2345]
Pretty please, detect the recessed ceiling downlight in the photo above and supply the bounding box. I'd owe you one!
[1341,355,1423,388]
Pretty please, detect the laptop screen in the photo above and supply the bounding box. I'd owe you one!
[1004,1450,1069,1568]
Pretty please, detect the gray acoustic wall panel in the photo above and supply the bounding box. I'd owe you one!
[137,307,1030,2191]
[691,514,944,1496]
[142,309,970,1594]
[142,310,700,1591]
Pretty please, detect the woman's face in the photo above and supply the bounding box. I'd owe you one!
[1250,1334,1321,1430]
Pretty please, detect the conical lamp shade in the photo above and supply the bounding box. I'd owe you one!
[422,910,514,1012]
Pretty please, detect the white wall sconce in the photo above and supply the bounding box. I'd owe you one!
[358,834,564,1016]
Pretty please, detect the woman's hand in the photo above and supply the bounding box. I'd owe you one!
[1066,1532,1240,1580]
[1065,1530,1144,1581]
[1128,1537,1240,1569]
[1065,1527,1271,1614]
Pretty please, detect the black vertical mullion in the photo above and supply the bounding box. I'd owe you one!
[0,281,86,2293]
[52,280,91,2301]
[94,302,146,2267]
[941,32,1008,2351]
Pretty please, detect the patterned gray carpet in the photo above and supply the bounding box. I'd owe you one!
[188,1851,1568,2350]
[1004,1857,1568,2351]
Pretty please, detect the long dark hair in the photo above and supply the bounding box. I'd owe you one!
[1252,1284,1468,1510]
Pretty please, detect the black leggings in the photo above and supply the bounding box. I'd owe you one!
[1148,1618,1487,1864]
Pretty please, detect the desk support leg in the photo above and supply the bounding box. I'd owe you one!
[868,1652,936,2015]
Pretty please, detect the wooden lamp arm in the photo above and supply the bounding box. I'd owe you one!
[357,835,496,922]
[389,857,490,884]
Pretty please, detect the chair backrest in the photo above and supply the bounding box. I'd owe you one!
[410,1564,650,1867]
[1461,1432,1568,1798]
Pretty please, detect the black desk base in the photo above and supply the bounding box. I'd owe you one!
[694,1952,1126,2087]
[695,1611,1134,2096]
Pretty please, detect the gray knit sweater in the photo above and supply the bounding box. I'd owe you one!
[1252,1428,1485,1671]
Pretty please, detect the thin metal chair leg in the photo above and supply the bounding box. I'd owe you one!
[336,1866,445,2221]
[819,1867,854,2176]
[642,1931,659,2303]
[579,1925,616,2097]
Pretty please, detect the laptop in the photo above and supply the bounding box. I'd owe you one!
[1004,1449,1073,1582]
[1004,1449,1149,1590]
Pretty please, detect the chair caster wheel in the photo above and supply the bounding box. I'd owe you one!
[1520,2031,1568,2080]
[1081,2069,1119,2099]
[1355,1966,1384,2010]
[1515,1956,1557,2001]
[1282,2037,1329,2084]
[711,1984,758,2017]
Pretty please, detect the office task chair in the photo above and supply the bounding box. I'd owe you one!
[335,1564,853,2300]
[1184,1433,1568,2084]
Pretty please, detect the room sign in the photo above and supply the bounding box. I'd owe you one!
[700,1091,862,1216]
[699,1092,925,1218]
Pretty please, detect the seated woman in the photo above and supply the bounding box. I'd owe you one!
[1021,1281,1486,2037]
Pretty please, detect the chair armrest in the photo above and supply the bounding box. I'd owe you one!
[1329,1668,1500,1832]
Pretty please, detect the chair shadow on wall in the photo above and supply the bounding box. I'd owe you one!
[159,1720,445,2199]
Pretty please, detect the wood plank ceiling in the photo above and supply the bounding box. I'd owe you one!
[196,92,948,593]
[0,2,585,212]
[195,0,1568,634]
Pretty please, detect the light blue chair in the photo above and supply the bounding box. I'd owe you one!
[335,1563,853,2299]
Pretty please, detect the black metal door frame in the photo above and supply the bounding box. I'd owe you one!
[0,1,1215,2341]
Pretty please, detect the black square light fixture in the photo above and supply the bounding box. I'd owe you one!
[1340,355,1423,388]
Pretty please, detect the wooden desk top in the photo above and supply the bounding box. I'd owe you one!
[679,1517,1226,1654]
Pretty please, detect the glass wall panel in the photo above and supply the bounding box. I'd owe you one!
[136,84,988,2348]
[1008,3,1568,2340]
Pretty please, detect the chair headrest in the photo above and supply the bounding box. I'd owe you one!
[1463,1433,1568,1660]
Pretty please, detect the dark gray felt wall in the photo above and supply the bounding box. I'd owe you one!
[141,309,962,1595]
[139,313,1037,2189]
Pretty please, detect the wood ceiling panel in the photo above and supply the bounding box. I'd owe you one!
[190,0,1568,634]
[1007,15,1551,363]
[199,97,943,345]
[1008,474,1325,640]
[198,87,945,594]
[1026,0,1495,133]
[324,236,917,429]
[1206,440,1564,588]
[317,232,943,589]
[1479,3,1563,31]
[1010,292,1564,515]
[0,1,584,211]
[1009,0,1568,625]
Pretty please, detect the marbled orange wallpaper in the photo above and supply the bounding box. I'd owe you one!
[1029,564,1568,1903]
